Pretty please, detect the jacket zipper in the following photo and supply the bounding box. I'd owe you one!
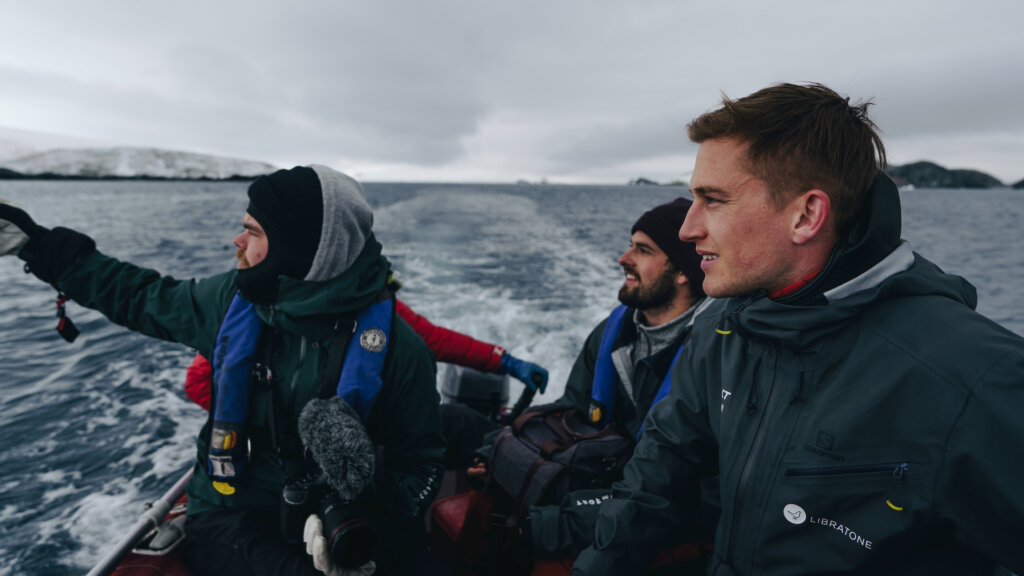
[289,337,308,403]
[785,463,909,477]
[787,463,910,512]
[726,341,777,568]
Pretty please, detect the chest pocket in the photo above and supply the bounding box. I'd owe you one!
[760,459,922,571]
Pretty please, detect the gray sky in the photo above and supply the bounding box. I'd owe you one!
[2,0,1022,184]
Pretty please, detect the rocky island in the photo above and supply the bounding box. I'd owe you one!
[886,161,1007,189]
[635,161,1020,190]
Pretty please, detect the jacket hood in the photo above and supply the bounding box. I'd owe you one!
[305,165,374,282]
[721,174,978,350]
[250,234,389,337]
[726,246,977,350]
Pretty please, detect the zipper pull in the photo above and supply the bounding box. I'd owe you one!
[886,463,909,511]
[892,463,908,480]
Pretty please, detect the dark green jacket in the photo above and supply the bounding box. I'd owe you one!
[559,308,690,438]
[531,306,716,562]
[574,244,1024,575]
[52,239,445,570]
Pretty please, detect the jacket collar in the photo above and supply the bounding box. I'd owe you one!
[775,173,903,306]
[250,236,389,338]
[722,173,975,353]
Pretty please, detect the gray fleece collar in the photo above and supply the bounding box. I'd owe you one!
[824,241,915,302]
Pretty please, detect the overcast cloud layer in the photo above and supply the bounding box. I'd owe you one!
[1,0,1022,184]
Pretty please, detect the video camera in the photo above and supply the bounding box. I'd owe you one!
[281,467,377,569]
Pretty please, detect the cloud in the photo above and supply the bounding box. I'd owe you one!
[1,0,1023,183]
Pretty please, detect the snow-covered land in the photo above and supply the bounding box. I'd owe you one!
[1,147,277,179]
[0,127,277,179]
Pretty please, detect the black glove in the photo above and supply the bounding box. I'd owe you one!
[1,200,96,287]
[20,227,97,288]
[0,200,44,257]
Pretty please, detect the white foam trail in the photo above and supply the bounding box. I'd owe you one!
[375,188,626,401]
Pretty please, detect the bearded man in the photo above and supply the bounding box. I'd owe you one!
[558,197,709,434]
[0,166,445,576]
[523,197,715,568]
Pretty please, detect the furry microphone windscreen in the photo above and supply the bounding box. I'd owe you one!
[298,396,376,502]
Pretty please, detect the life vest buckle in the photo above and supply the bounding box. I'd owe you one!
[254,363,273,387]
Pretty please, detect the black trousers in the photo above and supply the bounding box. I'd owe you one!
[182,507,320,576]
[183,506,455,576]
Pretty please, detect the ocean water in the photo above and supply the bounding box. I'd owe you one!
[0,180,1021,575]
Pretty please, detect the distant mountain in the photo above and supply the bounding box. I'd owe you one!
[887,161,1004,189]
[0,126,106,161]
[1013,178,1024,190]
[0,147,277,180]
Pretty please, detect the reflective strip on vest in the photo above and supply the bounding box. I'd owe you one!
[208,294,262,481]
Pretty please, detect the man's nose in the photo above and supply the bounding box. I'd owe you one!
[679,211,701,242]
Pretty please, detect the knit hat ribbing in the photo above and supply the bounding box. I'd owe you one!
[631,197,705,299]
[246,166,324,280]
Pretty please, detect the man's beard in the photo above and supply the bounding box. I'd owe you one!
[618,267,676,310]
[235,248,280,305]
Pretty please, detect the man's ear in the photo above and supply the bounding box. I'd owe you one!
[676,270,691,287]
[791,190,831,246]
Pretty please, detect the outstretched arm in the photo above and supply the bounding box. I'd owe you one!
[397,298,548,392]
[1,200,232,354]
[396,299,504,371]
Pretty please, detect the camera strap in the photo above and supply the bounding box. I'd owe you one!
[288,316,356,474]
[320,316,358,399]
[253,327,286,457]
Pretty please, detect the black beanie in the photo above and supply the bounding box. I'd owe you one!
[631,197,705,299]
[245,166,324,280]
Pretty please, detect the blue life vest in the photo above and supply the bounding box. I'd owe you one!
[634,345,684,441]
[206,293,393,483]
[588,305,678,441]
[588,305,628,427]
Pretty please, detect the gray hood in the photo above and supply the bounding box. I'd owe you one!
[305,164,374,282]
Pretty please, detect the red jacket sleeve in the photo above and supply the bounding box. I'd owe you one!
[184,352,212,411]
[396,299,504,373]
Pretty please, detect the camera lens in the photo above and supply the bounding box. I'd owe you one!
[318,492,377,568]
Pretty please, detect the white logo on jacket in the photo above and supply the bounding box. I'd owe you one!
[783,503,806,524]
[784,503,875,550]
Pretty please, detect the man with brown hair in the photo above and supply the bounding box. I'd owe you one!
[573,83,1024,575]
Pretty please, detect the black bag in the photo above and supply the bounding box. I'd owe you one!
[486,402,634,519]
